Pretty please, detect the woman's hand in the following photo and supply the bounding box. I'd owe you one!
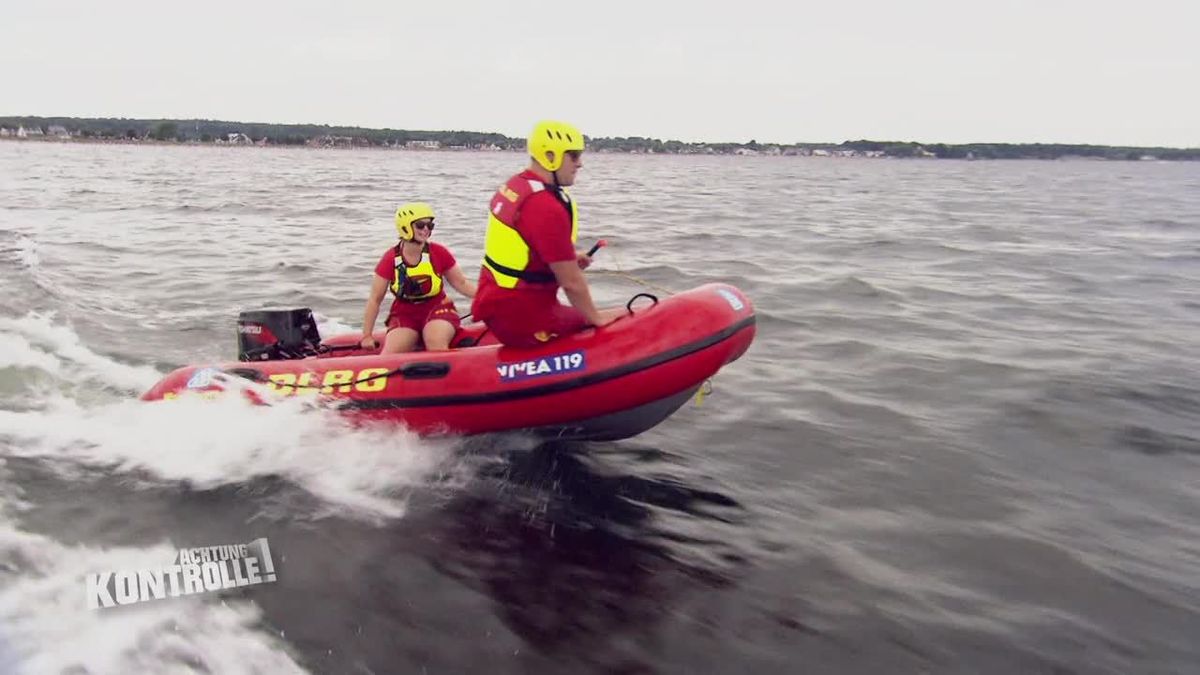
[445,264,478,298]
[575,250,593,270]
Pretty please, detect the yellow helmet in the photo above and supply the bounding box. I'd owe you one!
[528,120,585,172]
[394,202,435,240]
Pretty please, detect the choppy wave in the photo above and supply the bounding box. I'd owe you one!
[0,313,162,394]
[0,312,467,521]
[1,392,467,520]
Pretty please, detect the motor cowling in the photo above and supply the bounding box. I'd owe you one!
[236,309,322,361]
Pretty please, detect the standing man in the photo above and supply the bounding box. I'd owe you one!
[471,120,623,347]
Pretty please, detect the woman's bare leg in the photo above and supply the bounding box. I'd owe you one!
[422,320,457,351]
[382,327,420,354]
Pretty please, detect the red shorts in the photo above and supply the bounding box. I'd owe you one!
[386,299,462,333]
[483,301,588,348]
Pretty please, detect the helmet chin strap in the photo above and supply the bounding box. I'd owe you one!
[541,151,561,186]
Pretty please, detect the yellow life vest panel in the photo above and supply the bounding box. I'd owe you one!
[482,174,578,289]
[390,244,443,301]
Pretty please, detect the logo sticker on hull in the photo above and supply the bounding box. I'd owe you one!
[716,288,745,311]
[498,350,586,382]
[186,367,222,389]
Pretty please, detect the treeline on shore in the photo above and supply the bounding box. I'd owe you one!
[2,116,1197,161]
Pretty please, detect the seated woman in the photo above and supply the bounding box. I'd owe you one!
[360,202,476,353]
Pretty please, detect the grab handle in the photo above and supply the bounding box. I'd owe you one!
[400,362,450,379]
[625,293,659,314]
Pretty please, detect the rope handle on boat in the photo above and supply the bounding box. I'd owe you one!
[316,344,360,354]
[221,361,430,392]
[222,366,393,390]
[625,293,658,314]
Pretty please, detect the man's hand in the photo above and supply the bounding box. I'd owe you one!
[588,313,616,328]
[588,307,626,328]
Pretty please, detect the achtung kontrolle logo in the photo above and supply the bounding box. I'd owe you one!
[86,538,277,610]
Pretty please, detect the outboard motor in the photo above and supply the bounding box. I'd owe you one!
[236,308,323,361]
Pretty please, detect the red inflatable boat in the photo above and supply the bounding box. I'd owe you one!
[141,283,755,440]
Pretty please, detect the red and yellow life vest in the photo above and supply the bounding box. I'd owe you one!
[391,244,443,301]
[482,174,579,289]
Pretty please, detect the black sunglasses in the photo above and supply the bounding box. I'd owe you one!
[413,220,435,231]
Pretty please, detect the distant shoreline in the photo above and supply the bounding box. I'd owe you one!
[0,135,1180,163]
[2,116,1197,161]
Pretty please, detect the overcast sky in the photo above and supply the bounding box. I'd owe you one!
[4,0,1197,147]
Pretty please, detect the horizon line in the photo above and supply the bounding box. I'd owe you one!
[2,114,1198,151]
